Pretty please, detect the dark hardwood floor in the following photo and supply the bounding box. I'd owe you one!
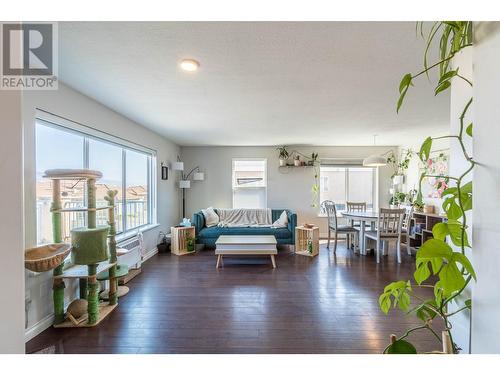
[27,241,442,354]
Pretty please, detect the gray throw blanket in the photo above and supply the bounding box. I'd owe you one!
[217,208,272,227]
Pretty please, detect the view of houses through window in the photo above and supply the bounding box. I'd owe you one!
[35,120,154,244]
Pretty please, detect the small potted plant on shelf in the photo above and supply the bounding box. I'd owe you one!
[277,146,289,167]
[412,200,424,213]
[308,152,319,166]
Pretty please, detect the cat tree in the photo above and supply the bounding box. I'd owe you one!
[25,169,125,327]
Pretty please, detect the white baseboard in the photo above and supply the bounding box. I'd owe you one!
[25,246,158,342]
[142,247,158,262]
[25,313,55,343]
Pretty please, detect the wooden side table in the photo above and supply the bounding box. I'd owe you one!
[171,226,196,256]
[295,226,319,257]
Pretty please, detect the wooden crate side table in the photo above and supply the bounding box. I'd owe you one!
[171,226,196,256]
[295,226,319,257]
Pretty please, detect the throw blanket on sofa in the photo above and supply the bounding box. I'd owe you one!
[217,208,273,227]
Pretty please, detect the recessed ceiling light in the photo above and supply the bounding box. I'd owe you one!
[179,59,200,72]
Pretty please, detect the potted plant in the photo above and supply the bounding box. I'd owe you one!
[186,234,195,252]
[308,152,319,166]
[387,149,413,183]
[277,146,289,167]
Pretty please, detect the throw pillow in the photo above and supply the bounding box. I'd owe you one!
[272,210,288,227]
[202,207,219,227]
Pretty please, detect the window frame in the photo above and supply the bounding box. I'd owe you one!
[318,164,376,214]
[35,113,157,242]
[231,157,268,209]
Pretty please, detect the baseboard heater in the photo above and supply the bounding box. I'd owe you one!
[116,234,144,284]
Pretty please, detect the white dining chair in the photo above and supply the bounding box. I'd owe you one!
[321,200,358,253]
[401,205,414,255]
[346,201,367,251]
[363,208,406,263]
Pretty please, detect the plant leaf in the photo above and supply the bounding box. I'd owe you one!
[417,239,453,260]
[452,252,477,280]
[435,80,451,96]
[399,73,412,93]
[466,123,473,137]
[438,68,458,84]
[386,339,417,354]
[419,137,433,162]
[439,261,465,296]
[414,260,431,285]
[432,222,449,241]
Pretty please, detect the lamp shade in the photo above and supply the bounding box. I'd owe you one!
[173,161,184,171]
[363,155,387,167]
[193,172,205,181]
[179,180,191,189]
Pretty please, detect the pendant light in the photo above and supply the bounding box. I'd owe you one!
[363,135,388,167]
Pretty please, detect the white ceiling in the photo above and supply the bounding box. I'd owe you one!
[59,22,450,147]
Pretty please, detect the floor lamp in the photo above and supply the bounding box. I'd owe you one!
[173,159,205,219]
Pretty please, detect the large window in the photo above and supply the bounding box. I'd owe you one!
[232,159,267,209]
[36,119,155,244]
[319,166,375,211]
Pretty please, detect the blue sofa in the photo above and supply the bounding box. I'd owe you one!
[192,209,297,247]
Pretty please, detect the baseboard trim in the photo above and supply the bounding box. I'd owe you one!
[25,312,55,343]
[142,247,158,262]
[25,247,158,342]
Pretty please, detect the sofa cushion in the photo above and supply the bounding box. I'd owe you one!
[198,226,292,239]
[201,207,219,227]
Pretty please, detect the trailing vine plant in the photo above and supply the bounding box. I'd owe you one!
[379,21,475,354]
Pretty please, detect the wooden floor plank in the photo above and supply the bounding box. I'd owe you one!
[26,241,442,354]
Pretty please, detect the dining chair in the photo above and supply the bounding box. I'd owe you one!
[346,201,367,250]
[321,200,358,253]
[363,208,405,263]
[401,205,414,255]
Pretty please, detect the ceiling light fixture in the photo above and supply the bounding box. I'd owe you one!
[363,134,388,167]
[179,59,200,72]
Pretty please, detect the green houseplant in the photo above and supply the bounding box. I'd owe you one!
[277,146,290,167]
[379,21,475,354]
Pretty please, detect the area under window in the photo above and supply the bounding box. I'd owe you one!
[319,166,375,212]
[35,119,155,244]
[232,159,267,209]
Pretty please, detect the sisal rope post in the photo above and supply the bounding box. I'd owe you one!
[87,264,99,324]
[105,190,119,305]
[51,179,66,324]
[87,178,97,229]
[86,178,99,324]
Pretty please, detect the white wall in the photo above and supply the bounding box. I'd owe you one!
[0,90,26,353]
[471,22,500,353]
[448,48,473,353]
[22,83,180,341]
[180,145,396,234]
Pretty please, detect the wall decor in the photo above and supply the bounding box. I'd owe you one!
[161,163,168,180]
[420,150,449,199]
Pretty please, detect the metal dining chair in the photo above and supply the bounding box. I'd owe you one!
[321,200,358,253]
[346,201,367,250]
[363,208,406,263]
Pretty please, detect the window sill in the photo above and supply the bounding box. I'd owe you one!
[116,223,160,242]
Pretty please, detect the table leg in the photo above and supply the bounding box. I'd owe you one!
[271,255,276,269]
[216,254,221,268]
[360,220,366,255]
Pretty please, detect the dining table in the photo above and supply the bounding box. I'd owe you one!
[341,211,379,255]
